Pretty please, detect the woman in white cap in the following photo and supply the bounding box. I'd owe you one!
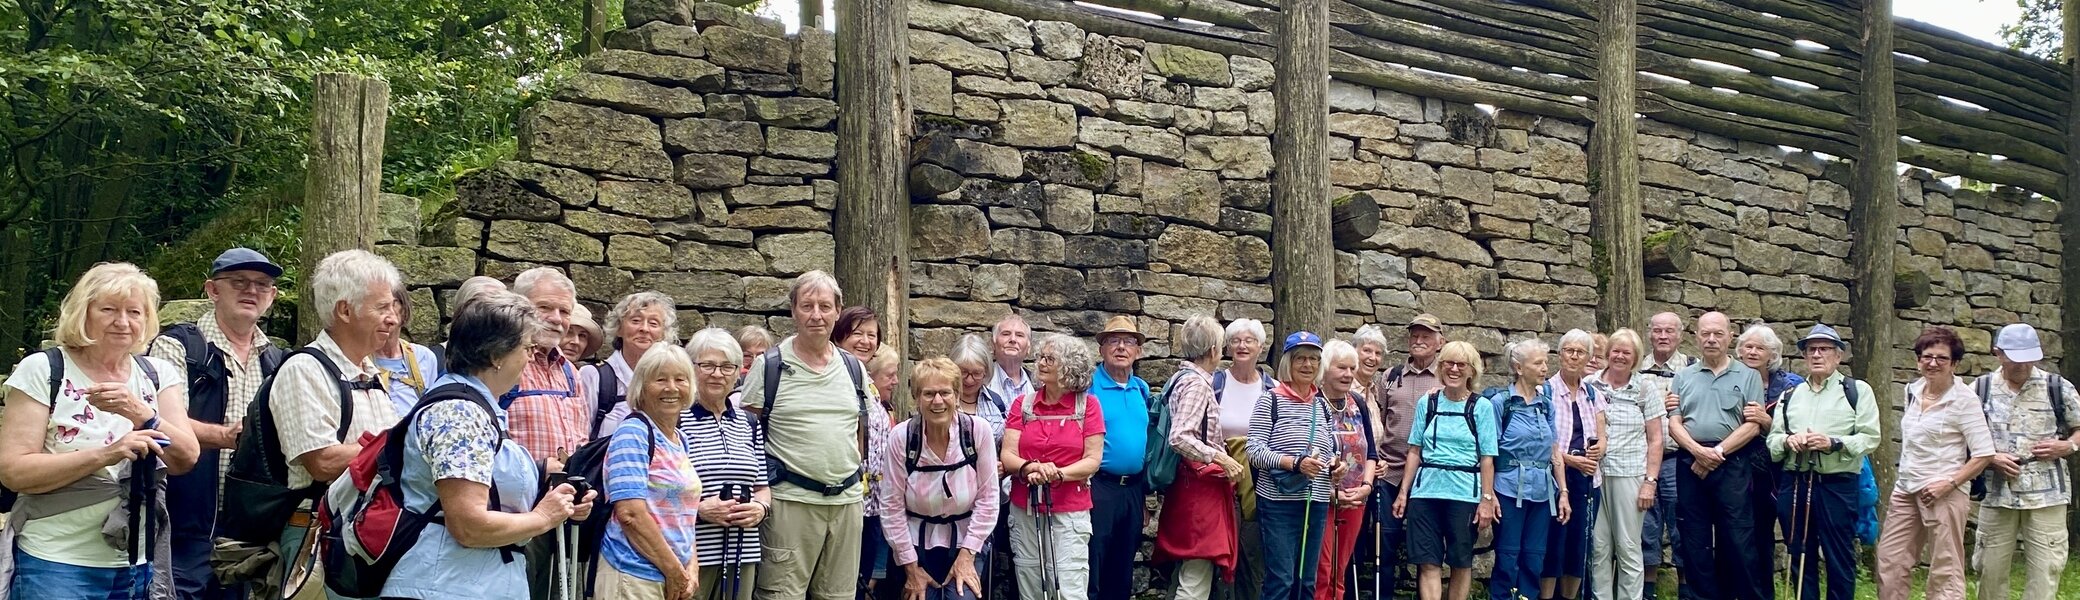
[1764,324,1879,600]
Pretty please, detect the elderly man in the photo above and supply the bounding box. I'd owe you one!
[150,248,290,600]
[1086,316,1152,600]
[1765,324,1879,600]
[267,249,404,598]
[747,270,871,600]
[1639,312,1689,599]
[1665,312,1766,600]
[988,314,1035,404]
[505,267,592,600]
[1373,314,1447,596]
[1972,323,2080,600]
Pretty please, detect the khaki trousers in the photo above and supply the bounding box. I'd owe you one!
[592,561,667,600]
[1874,490,1970,600]
[755,498,864,600]
[1973,504,2069,600]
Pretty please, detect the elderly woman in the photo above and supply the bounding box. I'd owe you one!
[879,358,1001,600]
[1150,317,1242,600]
[835,306,882,363]
[951,334,1008,441]
[563,307,605,367]
[1587,329,1664,600]
[1246,331,1336,600]
[869,346,901,413]
[1393,341,1497,600]
[1000,333,1105,600]
[1735,323,1802,561]
[1311,340,1378,600]
[598,344,709,600]
[374,286,443,414]
[1874,327,1991,600]
[732,327,773,379]
[585,291,679,440]
[1,263,199,600]
[1587,333,1610,374]
[833,306,901,596]
[1351,326,1391,416]
[676,328,768,600]
[1486,338,1564,600]
[1217,319,1275,596]
[1543,329,1604,600]
[382,291,593,600]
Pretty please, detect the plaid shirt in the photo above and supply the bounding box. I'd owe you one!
[1165,361,1224,464]
[149,310,274,495]
[272,331,397,489]
[506,348,591,462]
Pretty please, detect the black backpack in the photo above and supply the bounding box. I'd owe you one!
[1970,373,2070,499]
[589,364,624,439]
[0,349,161,557]
[899,414,982,537]
[1415,390,1486,479]
[218,346,364,544]
[563,411,660,596]
[754,347,870,496]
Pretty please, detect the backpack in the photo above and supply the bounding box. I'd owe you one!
[1416,390,1485,476]
[563,411,662,595]
[219,346,364,544]
[1211,367,1276,399]
[1143,371,1188,490]
[1970,373,2070,500]
[901,414,982,536]
[0,349,161,538]
[589,363,624,439]
[319,383,522,597]
[755,347,870,496]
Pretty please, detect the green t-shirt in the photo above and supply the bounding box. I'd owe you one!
[742,337,865,505]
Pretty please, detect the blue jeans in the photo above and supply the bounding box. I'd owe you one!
[1642,457,1680,571]
[914,546,981,600]
[12,548,151,600]
[1257,498,1328,600]
[1491,498,1553,600]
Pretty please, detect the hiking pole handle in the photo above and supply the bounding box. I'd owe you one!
[565,476,591,499]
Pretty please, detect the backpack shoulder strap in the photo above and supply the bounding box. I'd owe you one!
[957,414,978,468]
[43,347,64,406]
[1212,370,1228,395]
[904,418,925,472]
[758,347,784,431]
[1387,364,1405,388]
[2051,375,2071,435]
[591,365,621,438]
[287,346,358,442]
[162,323,210,376]
[1071,392,1089,426]
[1843,377,1860,410]
[132,354,160,391]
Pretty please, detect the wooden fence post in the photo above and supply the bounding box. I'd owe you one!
[582,0,607,54]
[802,0,826,30]
[2061,0,2080,546]
[1589,0,1642,333]
[1272,0,1332,343]
[300,73,389,342]
[1851,0,1901,499]
[833,0,909,388]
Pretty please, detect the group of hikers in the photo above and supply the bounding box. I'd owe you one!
[0,246,2074,600]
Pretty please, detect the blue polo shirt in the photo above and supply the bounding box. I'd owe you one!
[1092,365,1151,475]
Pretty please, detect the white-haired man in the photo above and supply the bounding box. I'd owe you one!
[506,267,593,600]
[1972,323,2079,600]
[987,314,1034,405]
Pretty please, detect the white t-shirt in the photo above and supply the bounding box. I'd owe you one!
[1217,370,1266,440]
[2,350,181,568]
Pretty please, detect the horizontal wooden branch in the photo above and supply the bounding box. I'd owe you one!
[936,0,1275,59]
[1638,47,1854,115]
[1638,92,1857,156]
[1514,0,1593,19]
[1641,29,1857,92]
[1895,71,2063,130]
[1715,0,1855,33]
[1330,0,1593,78]
[1341,0,1589,59]
[1896,18,2068,87]
[1894,36,2066,108]
[1899,140,2065,201]
[1330,26,1594,98]
[1896,88,2062,146]
[1078,0,1275,33]
[1643,84,1855,139]
[1898,109,2065,172]
[1642,0,1856,50]
[1330,50,1592,120]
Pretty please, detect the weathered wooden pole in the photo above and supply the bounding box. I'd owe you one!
[1850,0,1901,500]
[582,0,607,54]
[2060,0,2080,545]
[833,0,909,377]
[1272,0,1332,344]
[1589,0,1642,332]
[300,73,389,342]
[802,0,826,29]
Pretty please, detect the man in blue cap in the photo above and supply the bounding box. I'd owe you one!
[148,248,289,600]
[1972,323,2079,600]
[1763,323,1879,600]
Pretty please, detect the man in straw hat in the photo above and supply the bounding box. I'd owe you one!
[1086,315,1151,600]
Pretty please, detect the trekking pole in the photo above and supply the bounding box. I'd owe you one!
[1038,483,1057,600]
[1793,452,1819,600]
[1295,452,1323,600]
[1372,487,1383,600]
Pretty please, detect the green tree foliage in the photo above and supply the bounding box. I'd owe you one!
[1998,0,2063,62]
[0,0,603,357]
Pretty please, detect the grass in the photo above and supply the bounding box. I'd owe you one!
[1643,559,2080,600]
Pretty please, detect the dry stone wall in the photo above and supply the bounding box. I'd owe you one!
[398,0,2062,391]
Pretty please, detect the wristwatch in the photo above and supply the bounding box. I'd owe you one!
[1482,493,1496,502]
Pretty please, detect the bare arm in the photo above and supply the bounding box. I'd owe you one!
[437,478,561,549]
[149,385,201,475]
[1644,416,1664,475]
[1721,421,1763,454]
[613,498,695,581]
[296,443,363,483]
[193,421,240,450]
[999,429,1027,475]
[0,390,151,494]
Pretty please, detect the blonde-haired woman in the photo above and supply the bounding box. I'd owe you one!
[598,344,707,600]
[0,263,199,600]
[880,357,1000,600]
[1587,329,1664,600]
[1393,341,1497,600]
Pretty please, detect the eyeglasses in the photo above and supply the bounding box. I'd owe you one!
[1918,354,1953,365]
[1560,347,1589,357]
[696,362,739,375]
[1102,338,1142,348]
[1036,355,1060,365]
[1440,360,1470,371]
[213,277,277,293]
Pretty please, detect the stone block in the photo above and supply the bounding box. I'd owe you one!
[563,210,654,236]
[911,262,973,298]
[1383,226,1493,266]
[998,99,1078,148]
[1183,136,1273,179]
[487,220,604,264]
[755,232,835,275]
[1329,113,1399,140]
[569,264,632,305]
[519,101,672,180]
[912,64,955,116]
[555,73,702,118]
[1142,163,1223,227]
[796,27,835,98]
[623,0,693,27]
[911,29,1009,77]
[375,245,475,287]
[1024,150,1115,190]
[1042,184,1096,234]
[597,180,695,219]
[1063,235,1147,267]
[674,153,749,190]
[972,263,1022,302]
[1076,35,1142,98]
[1032,21,1085,60]
[953,94,1001,121]
[1154,225,1271,281]
[750,157,830,177]
[1230,56,1274,91]
[700,25,791,74]
[583,50,724,91]
[1079,117,1184,161]
[674,240,767,274]
[1147,44,1231,86]
[911,0,1033,49]
[725,206,828,231]
[607,234,675,272]
[638,270,745,308]
[989,228,1066,263]
[916,135,1024,178]
[1019,264,1087,309]
[746,97,838,128]
[766,128,838,160]
[957,75,1046,99]
[1009,53,1077,86]
[726,184,815,207]
[912,204,992,260]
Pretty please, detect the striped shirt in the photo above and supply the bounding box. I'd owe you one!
[1246,382,1336,503]
[678,401,766,566]
[506,348,591,462]
[603,416,702,582]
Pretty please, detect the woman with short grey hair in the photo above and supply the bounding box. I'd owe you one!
[1486,337,1563,600]
[382,291,595,600]
[952,333,1009,441]
[1353,325,1391,404]
[678,328,768,600]
[1152,317,1244,600]
[999,333,1104,600]
[585,291,680,436]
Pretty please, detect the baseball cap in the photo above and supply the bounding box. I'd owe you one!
[1283,331,1323,354]
[1995,323,2044,363]
[211,247,283,278]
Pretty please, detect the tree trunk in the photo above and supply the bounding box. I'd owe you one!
[1273,0,1332,345]
[834,0,909,400]
[801,0,826,29]
[1850,0,1902,505]
[1329,191,1381,250]
[1590,0,1642,333]
[1640,229,1693,276]
[300,74,389,342]
[2061,0,2080,549]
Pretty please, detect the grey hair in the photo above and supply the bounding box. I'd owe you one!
[990,313,1029,337]
[627,344,696,412]
[1035,333,1097,393]
[1558,329,1596,353]
[1275,346,1323,382]
[1505,337,1551,377]
[1352,324,1389,353]
[445,291,544,375]
[788,270,844,307]
[310,249,403,328]
[684,327,745,372]
[1737,323,1786,371]
[605,291,681,346]
[951,333,994,371]
[1177,316,1226,361]
[735,325,774,351]
[513,267,575,299]
[1224,319,1267,345]
[1320,339,1359,384]
[453,276,507,313]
